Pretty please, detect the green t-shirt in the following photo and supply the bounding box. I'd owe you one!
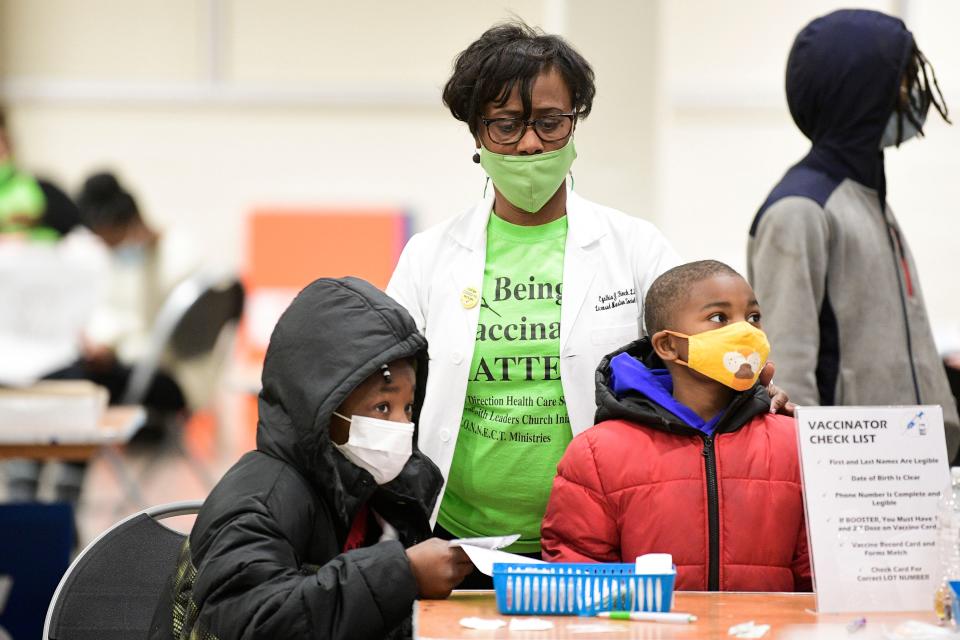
[0,162,57,241]
[438,212,572,553]
[0,162,45,233]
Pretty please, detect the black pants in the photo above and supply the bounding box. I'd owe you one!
[49,360,186,446]
[432,522,542,590]
[47,360,185,411]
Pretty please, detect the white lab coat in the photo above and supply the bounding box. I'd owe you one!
[387,189,679,507]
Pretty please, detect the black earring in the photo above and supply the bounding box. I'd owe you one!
[472,152,481,164]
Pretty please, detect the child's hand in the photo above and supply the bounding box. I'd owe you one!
[405,538,474,598]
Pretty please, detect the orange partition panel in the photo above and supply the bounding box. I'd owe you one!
[247,209,410,291]
[236,208,411,446]
[240,207,410,364]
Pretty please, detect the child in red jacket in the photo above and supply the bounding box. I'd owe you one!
[541,260,811,591]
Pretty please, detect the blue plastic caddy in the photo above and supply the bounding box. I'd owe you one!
[492,562,676,616]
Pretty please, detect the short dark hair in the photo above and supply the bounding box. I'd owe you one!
[76,171,140,230]
[644,260,742,335]
[442,20,596,137]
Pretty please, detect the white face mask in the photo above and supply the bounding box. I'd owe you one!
[880,85,929,148]
[113,242,147,266]
[331,411,414,485]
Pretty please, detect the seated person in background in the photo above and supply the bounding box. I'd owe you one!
[7,172,195,505]
[0,105,81,239]
[65,171,186,413]
[541,260,811,592]
[149,277,473,640]
[1,115,106,507]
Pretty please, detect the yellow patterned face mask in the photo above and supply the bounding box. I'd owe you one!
[664,321,771,391]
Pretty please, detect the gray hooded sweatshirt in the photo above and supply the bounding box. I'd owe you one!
[747,9,959,459]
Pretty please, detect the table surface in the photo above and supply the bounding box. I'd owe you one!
[415,591,943,639]
[0,405,146,460]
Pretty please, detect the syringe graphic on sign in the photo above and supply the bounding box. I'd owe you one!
[904,411,927,437]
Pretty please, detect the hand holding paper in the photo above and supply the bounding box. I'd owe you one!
[405,538,474,598]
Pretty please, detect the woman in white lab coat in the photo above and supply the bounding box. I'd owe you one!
[387,21,788,587]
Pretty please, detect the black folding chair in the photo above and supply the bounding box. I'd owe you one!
[122,272,245,407]
[110,273,244,507]
[43,500,202,640]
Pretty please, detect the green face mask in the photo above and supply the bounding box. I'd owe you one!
[479,139,576,213]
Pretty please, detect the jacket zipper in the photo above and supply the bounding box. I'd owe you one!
[701,435,720,591]
[883,216,922,404]
[887,224,914,298]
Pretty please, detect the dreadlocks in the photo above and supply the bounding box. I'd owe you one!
[893,44,951,146]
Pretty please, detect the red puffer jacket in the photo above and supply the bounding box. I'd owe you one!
[541,339,811,592]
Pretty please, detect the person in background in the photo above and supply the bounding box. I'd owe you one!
[1,113,104,507]
[0,106,81,240]
[149,278,472,640]
[542,261,810,592]
[5,172,190,505]
[69,171,186,413]
[748,9,959,460]
[387,20,792,587]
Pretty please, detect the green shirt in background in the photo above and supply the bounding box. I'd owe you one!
[0,162,57,241]
[438,212,573,553]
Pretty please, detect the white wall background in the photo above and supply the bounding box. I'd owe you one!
[2,0,957,347]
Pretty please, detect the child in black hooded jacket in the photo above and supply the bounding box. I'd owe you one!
[150,277,472,640]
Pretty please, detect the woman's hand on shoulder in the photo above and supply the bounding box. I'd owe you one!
[759,361,796,417]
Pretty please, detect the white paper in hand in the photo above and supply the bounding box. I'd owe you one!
[448,534,520,550]
[458,544,547,576]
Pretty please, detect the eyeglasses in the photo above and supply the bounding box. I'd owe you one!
[480,113,577,145]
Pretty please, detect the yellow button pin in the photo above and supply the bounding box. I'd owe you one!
[461,287,479,309]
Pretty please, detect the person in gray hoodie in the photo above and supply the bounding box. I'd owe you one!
[748,9,959,460]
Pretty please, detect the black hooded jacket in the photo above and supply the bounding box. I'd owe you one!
[150,277,443,640]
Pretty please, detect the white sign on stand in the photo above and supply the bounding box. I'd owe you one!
[796,405,950,613]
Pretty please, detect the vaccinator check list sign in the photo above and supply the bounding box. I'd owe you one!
[796,406,950,612]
